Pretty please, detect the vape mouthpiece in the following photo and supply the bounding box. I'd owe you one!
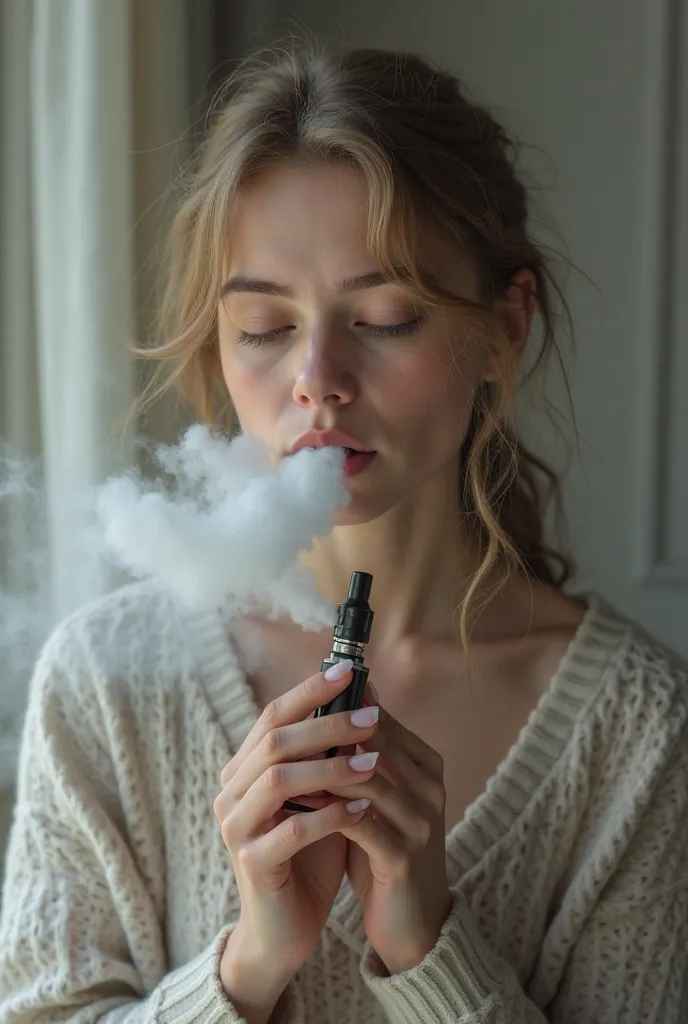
[348,571,372,604]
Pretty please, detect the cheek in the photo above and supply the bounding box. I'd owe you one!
[377,343,480,431]
[219,345,284,431]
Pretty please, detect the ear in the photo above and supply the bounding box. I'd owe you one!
[482,268,536,383]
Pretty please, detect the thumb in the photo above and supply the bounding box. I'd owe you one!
[364,680,380,706]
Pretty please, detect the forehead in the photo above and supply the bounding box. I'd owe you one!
[232,160,367,218]
[224,160,478,296]
[225,163,369,271]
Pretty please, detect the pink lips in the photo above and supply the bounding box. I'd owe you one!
[289,428,376,478]
[344,451,375,477]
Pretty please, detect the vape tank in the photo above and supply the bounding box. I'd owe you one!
[315,570,373,731]
[282,571,374,813]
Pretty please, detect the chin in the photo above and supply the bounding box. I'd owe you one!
[332,488,403,527]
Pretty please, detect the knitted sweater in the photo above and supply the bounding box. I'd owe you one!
[0,584,687,1024]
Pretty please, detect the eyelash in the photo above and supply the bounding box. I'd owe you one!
[236,316,423,347]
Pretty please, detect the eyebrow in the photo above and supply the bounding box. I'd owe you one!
[220,270,406,298]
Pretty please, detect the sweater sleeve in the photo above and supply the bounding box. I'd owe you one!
[360,723,688,1023]
[359,890,547,1023]
[0,628,303,1024]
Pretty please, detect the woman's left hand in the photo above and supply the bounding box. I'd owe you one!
[338,688,453,976]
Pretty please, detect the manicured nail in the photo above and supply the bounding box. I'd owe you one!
[345,798,371,814]
[349,751,379,772]
[350,705,379,727]
[325,659,353,681]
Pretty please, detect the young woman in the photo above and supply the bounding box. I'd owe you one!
[1,44,687,1024]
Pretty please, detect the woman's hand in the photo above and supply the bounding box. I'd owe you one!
[337,688,453,976]
[213,660,380,1013]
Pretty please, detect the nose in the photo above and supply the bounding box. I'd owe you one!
[291,332,357,409]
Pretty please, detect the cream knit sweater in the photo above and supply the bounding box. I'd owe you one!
[0,583,687,1023]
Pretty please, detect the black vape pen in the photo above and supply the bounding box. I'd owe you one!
[283,571,374,814]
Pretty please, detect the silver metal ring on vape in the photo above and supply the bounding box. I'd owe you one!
[332,638,366,659]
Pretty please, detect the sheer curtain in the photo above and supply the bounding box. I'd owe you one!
[0,0,206,812]
[32,0,138,620]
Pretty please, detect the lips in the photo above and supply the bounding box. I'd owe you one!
[344,450,375,478]
[288,428,376,479]
[289,428,373,457]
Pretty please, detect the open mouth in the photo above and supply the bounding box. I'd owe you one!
[292,444,375,477]
[287,431,376,479]
[342,448,376,478]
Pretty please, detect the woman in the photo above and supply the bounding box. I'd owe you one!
[1,44,687,1024]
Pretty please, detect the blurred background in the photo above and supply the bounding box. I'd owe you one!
[1,0,686,877]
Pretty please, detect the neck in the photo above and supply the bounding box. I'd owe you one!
[300,463,485,652]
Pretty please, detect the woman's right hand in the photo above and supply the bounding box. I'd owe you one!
[213,659,380,1013]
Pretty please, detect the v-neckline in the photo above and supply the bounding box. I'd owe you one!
[186,591,630,933]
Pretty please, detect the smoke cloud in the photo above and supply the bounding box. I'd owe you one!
[92,426,348,625]
[0,426,349,780]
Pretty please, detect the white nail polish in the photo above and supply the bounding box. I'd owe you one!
[325,659,353,681]
[350,705,379,727]
[349,750,379,772]
[345,798,371,814]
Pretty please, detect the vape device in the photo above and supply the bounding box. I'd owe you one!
[283,571,374,814]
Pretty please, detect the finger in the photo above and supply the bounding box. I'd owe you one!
[220,661,354,786]
[339,808,410,878]
[363,680,380,705]
[219,750,379,840]
[377,705,444,778]
[240,799,370,875]
[328,771,425,842]
[358,731,445,814]
[226,703,379,802]
[362,684,441,777]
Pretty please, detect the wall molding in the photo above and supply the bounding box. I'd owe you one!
[635,0,688,587]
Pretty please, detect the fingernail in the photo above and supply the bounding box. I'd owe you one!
[368,681,380,703]
[350,705,379,727]
[325,659,353,682]
[345,798,371,814]
[349,751,379,772]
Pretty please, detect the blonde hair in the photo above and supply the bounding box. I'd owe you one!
[134,42,575,647]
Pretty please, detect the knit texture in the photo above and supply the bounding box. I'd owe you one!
[1,583,687,1022]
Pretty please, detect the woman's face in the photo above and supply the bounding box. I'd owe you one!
[218,161,489,524]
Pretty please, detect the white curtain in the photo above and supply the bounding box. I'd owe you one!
[32,0,137,618]
[0,0,198,795]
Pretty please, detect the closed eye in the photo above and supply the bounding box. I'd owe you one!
[236,316,423,347]
[236,326,290,347]
[360,317,422,338]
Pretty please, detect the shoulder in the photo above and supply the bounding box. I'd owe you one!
[550,597,688,900]
[36,581,191,682]
[26,582,212,743]
[589,594,688,730]
[572,593,688,805]
[18,583,229,791]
